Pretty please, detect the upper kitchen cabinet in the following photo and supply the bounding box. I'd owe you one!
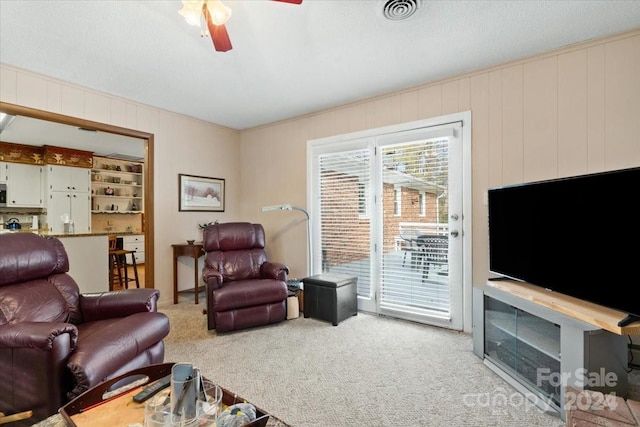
[4,162,44,208]
[48,164,91,193]
[1,142,95,210]
[0,162,7,183]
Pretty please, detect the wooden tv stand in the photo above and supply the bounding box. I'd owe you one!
[478,278,637,421]
[486,279,640,336]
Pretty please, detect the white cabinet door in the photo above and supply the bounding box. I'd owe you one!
[68,167,91,193]
[48,192,91,233]
[47,166,91,233]
[49,165,90,193]
[0,162,8,183]
[70,192,91,233]
[49,165,71,192]
[7,163,44,207]
[48,192,72,233]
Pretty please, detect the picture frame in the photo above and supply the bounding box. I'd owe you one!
[179,174,225,212]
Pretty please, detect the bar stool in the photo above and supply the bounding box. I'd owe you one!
[108,235,140,291]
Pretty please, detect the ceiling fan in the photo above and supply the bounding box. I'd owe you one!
[178,0,303,53]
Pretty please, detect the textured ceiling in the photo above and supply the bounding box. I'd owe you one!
[1,1,639,130]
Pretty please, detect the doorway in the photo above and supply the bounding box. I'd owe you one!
[0,101,155,288]
[309,112,471,330]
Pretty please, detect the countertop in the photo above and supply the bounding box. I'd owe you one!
[0,229,143,237]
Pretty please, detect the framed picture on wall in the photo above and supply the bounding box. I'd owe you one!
[179,174,225,212]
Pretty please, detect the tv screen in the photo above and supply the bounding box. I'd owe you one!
[488,167,640,325]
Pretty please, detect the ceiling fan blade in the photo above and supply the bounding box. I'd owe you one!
[273,0,303,4]
[203,4,233,52]
[211,24,232,52]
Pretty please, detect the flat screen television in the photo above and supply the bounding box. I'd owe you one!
[487,166,640,327]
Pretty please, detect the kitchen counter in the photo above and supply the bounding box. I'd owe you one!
[0,229,142,237]
[1,230,144,292]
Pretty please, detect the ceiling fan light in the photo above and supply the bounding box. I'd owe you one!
[206,0,232,26]
[179,0,204,26]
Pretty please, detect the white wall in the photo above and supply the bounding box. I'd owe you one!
[58,235,109,294]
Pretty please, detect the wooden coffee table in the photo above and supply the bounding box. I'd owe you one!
[50,363,288,427]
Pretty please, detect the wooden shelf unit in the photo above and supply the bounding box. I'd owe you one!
[91,156,143,214]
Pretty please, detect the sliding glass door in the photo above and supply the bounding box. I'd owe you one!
[309,116,467,330]
[314,140,374,305]
[376,124,463,328]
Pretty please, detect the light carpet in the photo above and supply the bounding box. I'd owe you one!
[160,301,568,427]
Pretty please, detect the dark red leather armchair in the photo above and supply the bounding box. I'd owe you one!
[202,222,289,332]
[0,233,170,425]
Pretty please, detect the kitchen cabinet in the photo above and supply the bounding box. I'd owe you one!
[46,165,91,233]
[122,234,144,264]
[0,162,7,183]
[91,156,143,214]
[5,162,44,208]
[48,165,91,193]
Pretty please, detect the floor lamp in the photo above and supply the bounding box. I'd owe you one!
[261,204,311,277]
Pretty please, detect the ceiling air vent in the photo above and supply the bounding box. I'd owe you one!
[382,0,422,21]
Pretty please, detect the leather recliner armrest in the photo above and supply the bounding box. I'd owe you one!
[203,267,223,288]
[261,261,289,281]
[0,322,78,420]
[79,288,160,322]
[0,321,78,351]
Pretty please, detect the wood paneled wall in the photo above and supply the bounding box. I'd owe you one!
[245,29,640,331]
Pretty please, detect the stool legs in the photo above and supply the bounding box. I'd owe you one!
[129,252,140,288]
[109,250,139,290]
[109,252,125,291]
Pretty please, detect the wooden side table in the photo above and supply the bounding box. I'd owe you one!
[294,289,304,313]
[172,243,204,304]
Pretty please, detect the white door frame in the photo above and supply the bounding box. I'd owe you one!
[308,111,472,332]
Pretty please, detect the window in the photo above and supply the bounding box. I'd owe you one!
[419,192,426,217]
[394,186,402,216]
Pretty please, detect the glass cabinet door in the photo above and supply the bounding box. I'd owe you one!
[484,296,561,408]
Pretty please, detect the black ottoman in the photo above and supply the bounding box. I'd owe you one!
[302,273,358,326]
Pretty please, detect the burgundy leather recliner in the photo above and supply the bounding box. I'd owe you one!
[202,222,289,332]
[0,233,170,425]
